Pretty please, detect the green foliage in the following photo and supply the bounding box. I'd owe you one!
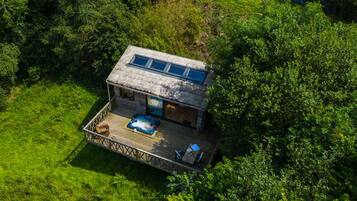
[130,0,209,60]
[0,0,27,42]
[169,1,357,200]
[0,43,20,110]
[0,43,20,87]
[209,2,357,155]
[20,0,132,83]
[214,0,263,17]
[167,193,194,201]
[123,0,151,11]
[26,66,41,83]
[78,1,132,80]
[20,0,210,85]
[0,82,167,200]
[168,144,349,200]
[0,88,6,110]
[168,150,286,201]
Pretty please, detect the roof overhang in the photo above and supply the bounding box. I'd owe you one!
[106,45,213,111]
[106,80,205,111]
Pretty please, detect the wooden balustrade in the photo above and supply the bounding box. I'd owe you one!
[83,100,199,173]
[85,100,112,132]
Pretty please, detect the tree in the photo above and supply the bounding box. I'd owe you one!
[168,144,340,200]
[208,2,356,154]
[0,0,27,42]
[0,43,20,109]
[0,43,20,86]
[20,0,132,84]
[169,1,357,200]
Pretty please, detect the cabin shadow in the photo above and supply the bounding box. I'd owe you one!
[69,142,168,190]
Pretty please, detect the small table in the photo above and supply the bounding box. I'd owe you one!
[182,144,200,165]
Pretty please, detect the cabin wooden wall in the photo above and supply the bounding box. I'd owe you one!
[113,86,206,130]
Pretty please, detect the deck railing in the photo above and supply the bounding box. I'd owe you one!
[83,99,199,173]
[84,100,112,132]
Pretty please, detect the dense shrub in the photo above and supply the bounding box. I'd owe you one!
[130,0,209,60]
[0,0,27,42]
[0,88,7,110]
[169,2,357,200]
[0,43,20,86]
[0,43,20,110]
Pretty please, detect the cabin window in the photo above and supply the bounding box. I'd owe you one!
[150,60,167,71]
[120,88,135,101]
[147,96,164,117]
[131,55,149,67]
[187,69,206,84]
[168,64,185,76]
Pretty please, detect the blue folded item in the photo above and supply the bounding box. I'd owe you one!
[190,144,200,151]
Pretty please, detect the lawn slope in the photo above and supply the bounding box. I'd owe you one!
[0,81,167,200]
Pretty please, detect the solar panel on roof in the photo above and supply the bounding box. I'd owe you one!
[132,55,149,67]
[168,64,185,76]
[187,69,206,84]
[150,60,167,71]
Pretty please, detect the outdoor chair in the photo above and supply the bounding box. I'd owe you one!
[196,152,204,164]
[175,150,185,161]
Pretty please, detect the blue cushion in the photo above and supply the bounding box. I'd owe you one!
[191,144,200,151]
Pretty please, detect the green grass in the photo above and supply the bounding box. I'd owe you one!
[0,81,168,200]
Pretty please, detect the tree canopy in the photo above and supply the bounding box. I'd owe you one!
[168,2,357,200]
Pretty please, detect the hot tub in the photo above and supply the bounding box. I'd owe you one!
[127,114,160,135]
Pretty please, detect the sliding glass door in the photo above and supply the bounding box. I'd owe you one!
[147,96,164,117]
[164,102,197,128]
[146,96,198,128]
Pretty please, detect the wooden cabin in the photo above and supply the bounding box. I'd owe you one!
[83,46,219,173]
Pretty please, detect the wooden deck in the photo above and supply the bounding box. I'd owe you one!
[83,100,219,173]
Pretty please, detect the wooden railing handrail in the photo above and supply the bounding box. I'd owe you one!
[84,128,198,172]
[82,99,199,173]
[83,99,113,130]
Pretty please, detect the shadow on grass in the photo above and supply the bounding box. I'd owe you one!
[77,95,108,131]
[69,143,169,190]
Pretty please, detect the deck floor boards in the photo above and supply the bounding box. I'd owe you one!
[98,106,217,168]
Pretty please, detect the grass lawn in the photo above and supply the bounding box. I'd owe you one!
[0,81,168,200]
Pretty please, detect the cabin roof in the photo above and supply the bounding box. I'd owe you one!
[106,45,213,111]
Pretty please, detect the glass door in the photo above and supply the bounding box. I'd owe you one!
[164,102,197,128]
[147,96,164,117]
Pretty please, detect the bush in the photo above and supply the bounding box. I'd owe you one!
[130,0,208,60]
[27,66,41,83]
[0,87,6,110]
[0,43,20,88]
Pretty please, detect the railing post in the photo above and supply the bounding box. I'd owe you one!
[107,83,111,103]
